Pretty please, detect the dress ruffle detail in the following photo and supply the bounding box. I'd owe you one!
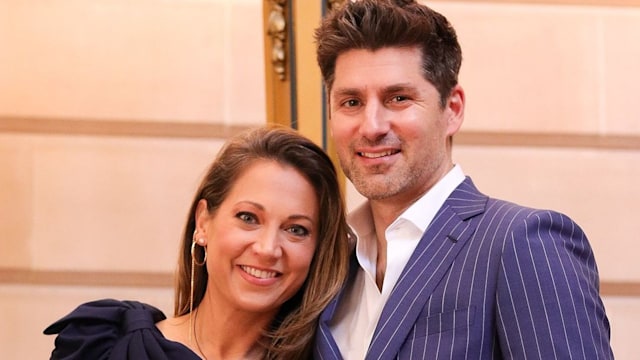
[44,299,200,360]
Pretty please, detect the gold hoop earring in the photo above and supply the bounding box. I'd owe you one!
[189,236,207,342]
[191,240,207,266]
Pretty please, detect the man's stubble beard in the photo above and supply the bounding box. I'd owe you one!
[342,159,420,201]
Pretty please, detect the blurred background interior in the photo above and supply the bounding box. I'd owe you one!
[1,0,639,358]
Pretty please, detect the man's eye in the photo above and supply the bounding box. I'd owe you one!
[391,95,408,102]
[237,212,257,224]
[287,225,310,237]
[343,99,360,107]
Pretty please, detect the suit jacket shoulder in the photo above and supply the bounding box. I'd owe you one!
[368,178,613,359]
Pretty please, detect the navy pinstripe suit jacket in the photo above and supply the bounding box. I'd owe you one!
[315,177,613,359]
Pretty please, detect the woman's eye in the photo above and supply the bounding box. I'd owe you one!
[236,212,257,224]
[287,225,310,237]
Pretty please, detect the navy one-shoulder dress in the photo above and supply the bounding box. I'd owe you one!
[44,299,201,360]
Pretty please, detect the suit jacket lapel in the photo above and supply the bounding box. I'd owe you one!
[315,253,359,360]
[365,178,487,360]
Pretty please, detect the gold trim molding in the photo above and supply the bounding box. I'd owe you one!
[266,0,288,81]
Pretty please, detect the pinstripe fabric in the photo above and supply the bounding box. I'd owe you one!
[315,178,613,360]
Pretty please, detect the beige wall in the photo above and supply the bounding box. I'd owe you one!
[0,0,266,124]
[0,0,265,358]
[1,0,638,359]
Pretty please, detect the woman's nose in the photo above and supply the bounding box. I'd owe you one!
[252,230,283,259]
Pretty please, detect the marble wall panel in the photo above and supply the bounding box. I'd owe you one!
[0,0,265,125]
[0,133,225,272]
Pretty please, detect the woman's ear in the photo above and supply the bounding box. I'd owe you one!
[194,199,210,245]
[445,84,465,137]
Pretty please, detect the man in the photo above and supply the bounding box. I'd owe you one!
[313,0,613,359]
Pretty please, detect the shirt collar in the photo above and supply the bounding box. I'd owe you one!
[392,164,465,233]
[348,165,466,267]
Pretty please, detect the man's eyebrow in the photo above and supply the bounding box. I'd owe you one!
[331,87,361,98]
[382,83,417,94]
[332,83,418,99]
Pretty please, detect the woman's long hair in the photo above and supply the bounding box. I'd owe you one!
[173,125,351,359]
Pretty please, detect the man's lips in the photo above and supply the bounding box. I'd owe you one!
[357,149,400,158]
[240,265,281,279]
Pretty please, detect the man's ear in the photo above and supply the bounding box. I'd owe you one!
[194,199,210,244]
[445,84,465,137]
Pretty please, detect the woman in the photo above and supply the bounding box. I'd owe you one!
[44,126,351,359]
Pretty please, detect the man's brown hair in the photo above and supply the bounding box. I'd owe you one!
[315,0,462,107]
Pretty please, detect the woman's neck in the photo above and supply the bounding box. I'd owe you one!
[191,292,276,360]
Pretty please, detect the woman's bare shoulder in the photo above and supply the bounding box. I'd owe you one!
[156,313,190,344]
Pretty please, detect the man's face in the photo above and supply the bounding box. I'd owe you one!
[329,46,464,205]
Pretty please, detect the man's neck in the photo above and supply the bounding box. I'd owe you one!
[374,230,387,291]
[369,201,408,291]
[368,184,433,290]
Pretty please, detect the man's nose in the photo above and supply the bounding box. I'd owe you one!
[359,100,391,140]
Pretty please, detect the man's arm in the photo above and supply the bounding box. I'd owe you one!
[495,210,613,359]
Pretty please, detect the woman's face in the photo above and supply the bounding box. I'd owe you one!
[196,160,319,315]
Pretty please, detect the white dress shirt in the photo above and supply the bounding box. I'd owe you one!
[329,165,465,360]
